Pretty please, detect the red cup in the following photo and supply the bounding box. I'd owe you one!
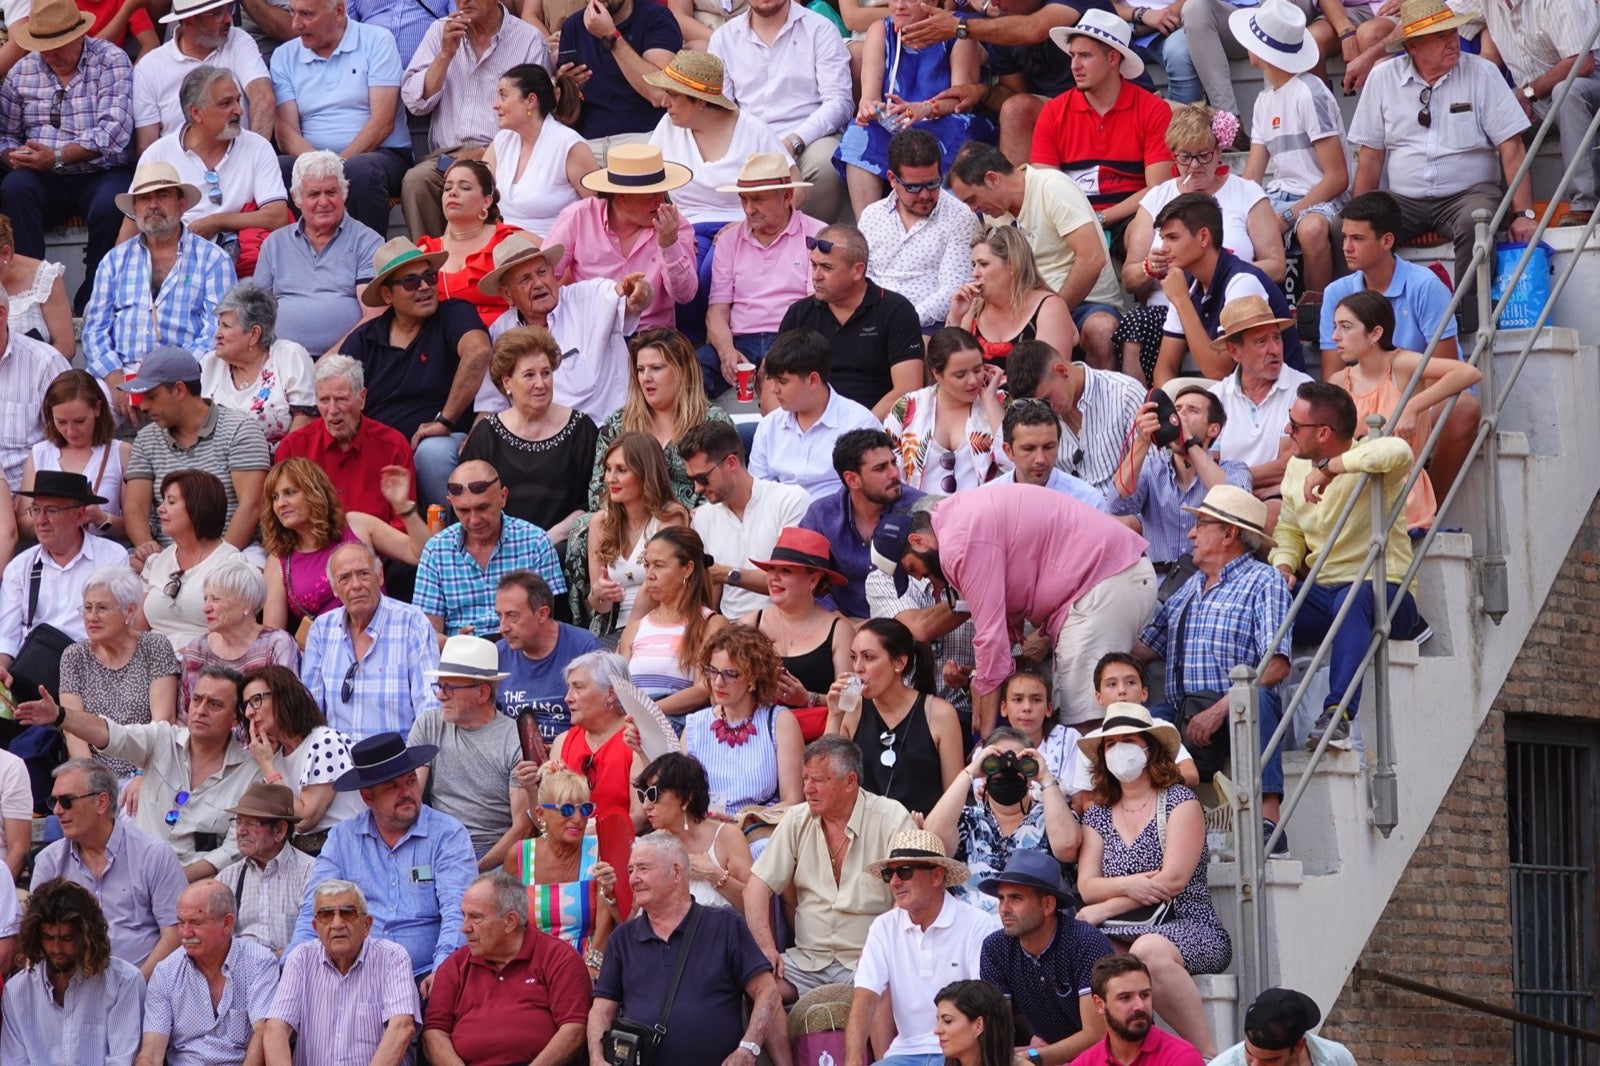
[735,362,756,403]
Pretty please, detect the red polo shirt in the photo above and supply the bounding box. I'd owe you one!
[423,927,593,1066]
[274,415,416,527]
[1067,1026,1207,1066]
[1030,80,1174,211]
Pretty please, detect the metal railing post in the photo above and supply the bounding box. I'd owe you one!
[1473,209,1509,622]
[1365,414,1398,836]
[1228,664,1266,1003]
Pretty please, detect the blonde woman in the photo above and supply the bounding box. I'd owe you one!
[946,226,1077,373]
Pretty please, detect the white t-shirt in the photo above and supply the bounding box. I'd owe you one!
[1252,72,1351,202]
[140,129,289,224]
[132,26,272,136]
[1142,174,1269,308]
[0,747,31,822]
[692,478,812,618]
[988,165,1122,307]
[491,121,587,237]
[648,109,791,224]
[201,339,316,446]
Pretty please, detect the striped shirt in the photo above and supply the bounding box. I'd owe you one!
[413,515,567,637]
[1057,367,1146,496]
[145,936,281,1066]
[302,596,442,739]
[82,228,237,380]
[125,402,273,547]
[31,819,188,966]
[0,333,69,489]
[627,610,703,699]
[0,37,134,169]
[216,844,317,955]
[1108,453,1254,564]
[267,936,421,1066]
[683,704,782,811]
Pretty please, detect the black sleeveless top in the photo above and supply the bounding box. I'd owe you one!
[855,691,944,816]
[758,613,840,699]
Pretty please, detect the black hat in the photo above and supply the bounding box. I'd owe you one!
[976,848,1074,907]
[333,732,439,792]
[16,469,108,505]
[1244,988,1321,1050]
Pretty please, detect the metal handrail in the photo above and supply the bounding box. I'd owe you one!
[1352,967,1600,1045]
[1225,23,1600,1008]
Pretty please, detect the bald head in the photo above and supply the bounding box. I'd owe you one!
[448,460,508,544]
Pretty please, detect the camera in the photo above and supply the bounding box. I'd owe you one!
[1148,387,1183,448]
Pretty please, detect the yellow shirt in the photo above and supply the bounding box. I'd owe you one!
[1269,436,1417,589]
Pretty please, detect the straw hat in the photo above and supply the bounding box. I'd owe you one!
[863,828,971,886]
[114,162,202,219]
[359,238,449,307]
[643,50,736,110]
[11,0,91,51]
[1048,10,1145,79]
[1181,483,1269,538]
[426,635,510,682]
[159,0,235,23]
[477,233,565,298]
[1211,294,1294,348]
[715,151,813,194]
[1230,0,1320,75]
[1075,703,1183,762]
[579,144,693,196]
[1394,0,1473,41]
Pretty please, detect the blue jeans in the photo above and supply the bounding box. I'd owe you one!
[1134,29,1202,105]
[0,164,132,310]
[675,219,726,345]
[1152,685,1283,795]
[414,431,467,510]
[1292,582,1419,721]
[695,331,779,399]
[875,1056,946,1066]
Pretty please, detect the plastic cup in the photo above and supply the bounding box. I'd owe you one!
[735,363,756,403]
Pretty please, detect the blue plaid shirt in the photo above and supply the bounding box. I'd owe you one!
[301,595,441,740]
[82,228,236,379]
[1109,453,1253,564]
[1139,553,1291,697]
[412,515,567,636]
[0,38,133,169]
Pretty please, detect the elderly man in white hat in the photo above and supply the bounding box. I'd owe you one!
[1347,0,1535,335]
[408,635,535,872]
[699,151,821,400]
[83,161,237,424]
[847,829,999,1066]
[474,232,653,423]
[0,0,136,311]
[131,0,275,150]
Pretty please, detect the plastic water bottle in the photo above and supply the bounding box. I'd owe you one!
[838,675,862,715]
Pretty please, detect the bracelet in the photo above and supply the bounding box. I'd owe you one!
[1338,26,1355,39]
[599,889,617,906]
[397,503,419,518]
[264,772,284,785]
[1142,256,1156,278]
[1132,7,1144,24]
[53,703,66,727]
[584,947,605,970]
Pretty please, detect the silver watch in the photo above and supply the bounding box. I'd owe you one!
[738,1040,762,1056]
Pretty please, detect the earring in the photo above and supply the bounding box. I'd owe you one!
[526,107,534,116]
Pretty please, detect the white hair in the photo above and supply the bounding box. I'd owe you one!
[312,879,369,912]
[203,559,268,614]
[291,150,350,202]
[314,353,364,392]
[84,565,144,612]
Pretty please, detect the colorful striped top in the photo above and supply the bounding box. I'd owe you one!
[515,830,599,955]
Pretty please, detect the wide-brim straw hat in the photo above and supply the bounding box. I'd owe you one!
[863,827,971,886]
[425,634,510,682]
[1390,0,1474,47]
[1048,9,1145,80]
[752,527,847,587]
[643,49,736,109]
[1076,702,1183,763]
[477,233,565,298]
[12,0,91,51]
[115,162,202,219]
[159,0,234,24]
[360,238,449,308]
[1211,294,1294,349]
[788,984,854,1038]
[580,144,693,196]
[715,151,813,194]
[1230,0,1320,75]
[1181,483,1269,539]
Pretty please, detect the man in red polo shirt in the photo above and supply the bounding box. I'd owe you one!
[422,872,592,1066]
[1068,955,1207,1066]
[1030,10,1172,256]
[274,353,417,528]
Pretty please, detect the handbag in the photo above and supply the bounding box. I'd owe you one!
[10,559,75,703]
[1166,595,1229,783]
[602,903,702,1066]
[1100,790,1175,930]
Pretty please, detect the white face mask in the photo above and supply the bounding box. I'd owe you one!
[1105,742,1149,783]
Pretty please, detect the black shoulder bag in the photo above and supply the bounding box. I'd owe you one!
[1167,595,1229,784]
[11,559,75,703]
[602,903,703,1066]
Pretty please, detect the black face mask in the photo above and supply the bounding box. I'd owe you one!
[985,770,1029,806]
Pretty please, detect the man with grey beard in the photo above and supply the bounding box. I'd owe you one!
[131,0,275,148]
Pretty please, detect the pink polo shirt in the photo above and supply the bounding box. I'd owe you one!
[1067,1026,1206,1066]
[545,197,698,329]
[935,484,1148,697]
[708,208,826,335]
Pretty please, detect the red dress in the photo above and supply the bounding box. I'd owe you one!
[557,725,634,822]
[418,223,523,328]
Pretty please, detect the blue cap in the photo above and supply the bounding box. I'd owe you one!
[870,511,917,596]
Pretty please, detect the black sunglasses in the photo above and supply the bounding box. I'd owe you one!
[446,476,500,496]
[388,269,440,291]
[805,235,835,254]
[879,864,932,883]
[164,568,186,600]
[49,87,65,129]
[340,660,359,703]
[892,173,942,194]
[51,790,106,811]
[1417,86,1433,128]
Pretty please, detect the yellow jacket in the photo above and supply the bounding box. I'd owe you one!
[1269,436,1417,589]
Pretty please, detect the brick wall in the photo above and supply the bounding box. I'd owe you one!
[1319,499,1600,1058]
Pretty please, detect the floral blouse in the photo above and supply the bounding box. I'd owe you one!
[883,384,1011,491]
[952,800,1053,913]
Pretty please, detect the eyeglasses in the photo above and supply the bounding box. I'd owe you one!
[204,169,223,206]
[26,504,81,519]
[314,905,362,920]
[938,449,957,494]
[50,790,106,811]
[703,665,744,683]
[879,864,931,883]
[388,269,440,292]
[1286,417,1327,433]
[432,680,481,697]
[340,661,359,703]
[1173,148,1218,167]
[892,173,942,194]
[49,87,65,129]
[446,476,500,496]
[634,785,661,804]
[165,790,192,827]
[164,567,187,600]
[805,235,835,254]
[1417,86,1433,128]
[540,801,596,818]
[243,691,271,711]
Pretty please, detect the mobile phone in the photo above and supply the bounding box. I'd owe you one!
[435,153,456,173]
[558,46,581,68]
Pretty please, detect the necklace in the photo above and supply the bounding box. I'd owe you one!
[710,708,758,747]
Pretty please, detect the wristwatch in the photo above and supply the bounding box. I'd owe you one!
[1314,456,1332,471]
[1026,1049,1044,1065]
[727,568,743,588]
[955,18,969,38]
[738,1040,762,1057]
[1518,208,1537,221]
[1522,84,1538,101]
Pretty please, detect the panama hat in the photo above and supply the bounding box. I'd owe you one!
[715,151,812,194]
[1049,10,1145,80]
[579,144,693,196]
[333,732,440,791]
[1394,0,1473,42]
[1212,294,1294,348]
[115,162,202,219]
[643,49,736,110]
[426,635,510,683]
[11,0,92,51]
[159,0,235,24]
[1076,703,1183,763]
[752,528,847,587]
[864,828,971,886]
[360,238,449,307]
[477,234,565,298]
[1182,483,1269,538]
[1230,0,1320,75]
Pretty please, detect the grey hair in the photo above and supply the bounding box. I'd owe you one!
[803,733,863,779]
[632,830,689,871]
[185,878,239,920]
[471,871,528,924]
[291,150,350,202]
[313,879,369,913]
[204,560,268,614]
[325,538,380,584]
[84,565,144,613]
[179,64,238,121]
[217,281,278,349]
[1237,529,1267,554]
[53,758,119,815]
[314,353,364,393]
[563,650,630,696]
